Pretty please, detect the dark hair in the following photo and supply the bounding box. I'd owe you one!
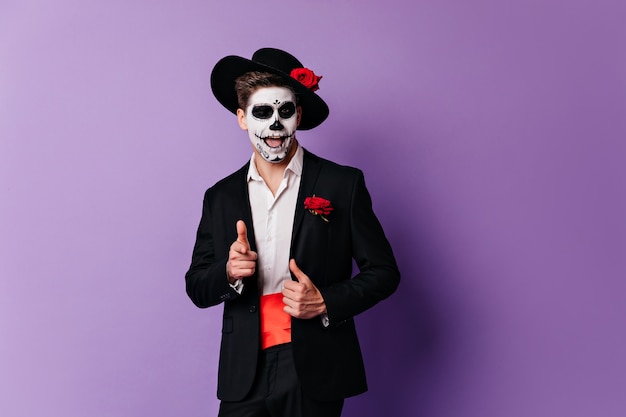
[234,71,299,109]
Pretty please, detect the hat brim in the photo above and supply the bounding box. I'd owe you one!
[210,55,329,130]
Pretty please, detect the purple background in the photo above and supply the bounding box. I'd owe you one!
[1,1,625,416]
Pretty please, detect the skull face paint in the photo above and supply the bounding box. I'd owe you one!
[243,87,299,164]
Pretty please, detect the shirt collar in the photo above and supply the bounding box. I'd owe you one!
[247,144,304,182]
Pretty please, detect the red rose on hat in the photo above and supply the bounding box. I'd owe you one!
[290,68,322,92]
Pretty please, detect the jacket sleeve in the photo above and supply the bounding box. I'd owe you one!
[319,170,400,325]
[185,189,242,308]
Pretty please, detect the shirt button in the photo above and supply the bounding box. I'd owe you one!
[249,306,257,313]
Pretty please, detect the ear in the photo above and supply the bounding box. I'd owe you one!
[296,106,302,127]
[236,108,247,131]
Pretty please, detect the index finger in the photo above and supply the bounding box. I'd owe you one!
[236,220,250,248]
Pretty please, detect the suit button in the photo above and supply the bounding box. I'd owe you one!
[249,306,256,313]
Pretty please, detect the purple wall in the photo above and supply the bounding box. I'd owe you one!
[1,1,624,416]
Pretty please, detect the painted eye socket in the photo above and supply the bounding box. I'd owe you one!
[251,105,274,119]
[278,102,296,119]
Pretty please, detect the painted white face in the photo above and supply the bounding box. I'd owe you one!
[244,87,299,164]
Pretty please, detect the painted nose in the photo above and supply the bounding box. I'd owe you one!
[270,119,284,130]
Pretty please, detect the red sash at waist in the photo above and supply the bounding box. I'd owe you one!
[260,293,292,349]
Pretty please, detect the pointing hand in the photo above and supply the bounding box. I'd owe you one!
[226,220,257,283]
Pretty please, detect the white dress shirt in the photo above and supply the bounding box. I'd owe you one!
[248,145,303,295]
[230,145,303,294]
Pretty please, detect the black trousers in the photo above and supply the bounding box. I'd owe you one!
[218,344,344,417]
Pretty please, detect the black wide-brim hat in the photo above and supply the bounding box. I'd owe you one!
[210,48,329,130]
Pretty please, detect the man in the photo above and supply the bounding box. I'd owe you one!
[185,48,400,417]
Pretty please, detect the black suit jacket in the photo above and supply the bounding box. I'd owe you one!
[185,149,400,401]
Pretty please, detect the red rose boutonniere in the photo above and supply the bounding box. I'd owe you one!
[304,195,333,222]
[290,68,322,92]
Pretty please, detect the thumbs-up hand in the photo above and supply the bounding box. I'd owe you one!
[282,259,327,319]
[226,220,257,283]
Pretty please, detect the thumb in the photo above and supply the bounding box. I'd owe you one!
[289,259,310,283]
[236,220,250,249]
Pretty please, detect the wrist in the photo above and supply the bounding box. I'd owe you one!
[226,262,237,285]
[318,299,327,316]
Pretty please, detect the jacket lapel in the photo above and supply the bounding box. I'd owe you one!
[233,162,258,252]
[290,149,322,253]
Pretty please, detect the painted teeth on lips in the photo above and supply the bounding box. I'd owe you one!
[255,134,287,140]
